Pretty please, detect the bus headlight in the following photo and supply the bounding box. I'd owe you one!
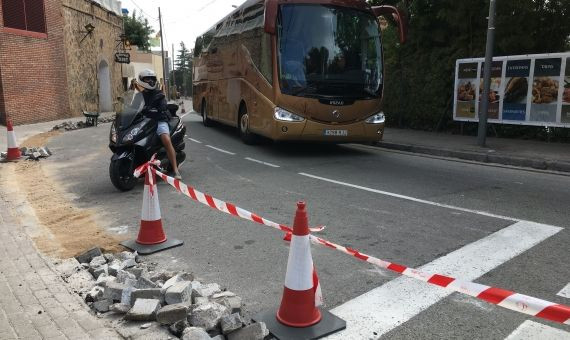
[274,107,304,122]
[365,112,385,124]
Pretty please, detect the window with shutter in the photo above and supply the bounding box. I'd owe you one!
[2,0,46,34]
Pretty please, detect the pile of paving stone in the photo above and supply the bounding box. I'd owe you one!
[55,247,269,340]
[52,116,115,131]
[0,146,52,161]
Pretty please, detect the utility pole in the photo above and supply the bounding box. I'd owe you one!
[158,7,168,99]
[172,43,176,99]
[477,0,496,147]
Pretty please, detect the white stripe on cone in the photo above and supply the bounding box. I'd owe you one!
[314,268,323,307]
[7,130,18,148]
[141,184,161,221]
[285,235,314,291]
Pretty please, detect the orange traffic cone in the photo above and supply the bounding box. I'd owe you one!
[6,121,21,161]
[277,201,322,327]
[120,169,183,255]
[254,202,345,339]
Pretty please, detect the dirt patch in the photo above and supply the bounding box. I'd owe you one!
[11,131,125,258]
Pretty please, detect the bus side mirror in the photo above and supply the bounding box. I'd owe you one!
[264,0,278,34]
[372,5,408,44]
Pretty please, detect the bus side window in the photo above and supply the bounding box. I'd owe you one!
[260,32,273,84]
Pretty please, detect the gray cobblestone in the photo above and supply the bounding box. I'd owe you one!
[37,323,66,339]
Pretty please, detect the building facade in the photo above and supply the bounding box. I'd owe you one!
[0,0,124,125]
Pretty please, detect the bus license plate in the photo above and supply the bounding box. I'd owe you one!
[324,129,348,136]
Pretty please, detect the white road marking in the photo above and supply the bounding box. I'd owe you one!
[299,172,518,221]
[180,112,189,119]
[557,283,570,298]
[244,157,280,168]
[325,221,562,339]
[206,145,235,155]
[189,138,202,144]
[504,320,570,340]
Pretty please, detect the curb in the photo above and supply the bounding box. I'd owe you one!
[376,141,570,173]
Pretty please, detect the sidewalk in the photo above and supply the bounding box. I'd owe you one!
[379,128,570,173]
[0,195,122,339]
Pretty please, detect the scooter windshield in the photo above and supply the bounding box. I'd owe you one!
[117,91,145,130]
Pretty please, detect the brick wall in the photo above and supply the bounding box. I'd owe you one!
[0,0,71,125]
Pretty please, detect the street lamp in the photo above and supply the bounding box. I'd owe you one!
[477,0,497,147]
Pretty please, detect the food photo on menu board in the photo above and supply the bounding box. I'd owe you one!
[530,58,561,122]
[502,59,530,121]
[563,57,570,123]
[478,61,502,119]
[455,62,478,119]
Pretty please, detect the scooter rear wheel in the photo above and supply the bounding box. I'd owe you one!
[109,159,137,191]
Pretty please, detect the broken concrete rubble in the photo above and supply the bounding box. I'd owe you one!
[56,249,252,339]
[125,298,161,321]
[227,322,269,340]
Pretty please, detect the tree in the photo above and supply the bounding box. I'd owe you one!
[171,42,193,97]
[176,42,191,71]
[123,10,155,51]
[370,0,570,138]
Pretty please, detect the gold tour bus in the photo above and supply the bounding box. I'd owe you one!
[192,0,406,144]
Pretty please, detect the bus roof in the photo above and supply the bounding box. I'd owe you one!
[197,0,373,41]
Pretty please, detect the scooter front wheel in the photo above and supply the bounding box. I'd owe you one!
[109,158,137,191]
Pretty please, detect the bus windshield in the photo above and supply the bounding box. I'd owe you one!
[278,4,383,99]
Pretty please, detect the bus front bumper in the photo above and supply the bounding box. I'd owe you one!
[271,119,385,142]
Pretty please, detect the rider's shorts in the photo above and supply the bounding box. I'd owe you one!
[157,121,169,136]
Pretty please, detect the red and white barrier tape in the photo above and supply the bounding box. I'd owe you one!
[152,167,324,236]
[139,160,570,325]
[309,235,570,325]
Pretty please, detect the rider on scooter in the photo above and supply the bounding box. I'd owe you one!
[136,69,182,180]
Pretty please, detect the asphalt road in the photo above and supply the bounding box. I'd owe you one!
[45,112,570,339]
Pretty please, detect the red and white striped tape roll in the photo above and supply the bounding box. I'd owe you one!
[310,235,570,325]
[140,160,570,325]
[152,168,324,235]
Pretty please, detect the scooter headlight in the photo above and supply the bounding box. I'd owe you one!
[110,122,117,143]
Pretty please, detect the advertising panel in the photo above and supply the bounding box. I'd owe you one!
[503,59,530,121]
[530,58,561,122]
[453,53,569,128]
[478,61,502,119]
[562,57,570,123]
[455,62,478,119]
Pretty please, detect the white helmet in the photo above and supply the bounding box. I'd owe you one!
[137,69,158,90]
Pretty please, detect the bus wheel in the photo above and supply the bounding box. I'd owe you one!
[239,107,256,145]
[202,99,212,127]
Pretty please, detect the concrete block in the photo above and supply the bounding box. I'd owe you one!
[66,270,95,294]
[85,286,105,302]
[90,264,108,279]
[181,327,211,340]
[125,298,161,321]
[227,322,269,340]
[109,303,131,314]
[169,319,189,337]
[165,281,192,305]
[116,270,136,283]
[189,302,229,331]
[135,276,158,289]
[75,247,103,264]
[194,283,221,298]
[104,282,127,301]
[156,303,188,325]
[220,313,243,335]
[103,253,115,263]
[194,296,209,305]
[126,267,144,279]
[55,258,81,277]
[130,288,164,305]
[96,273,116,287]
[212,291,242,313]
[92,298,112,313]
[211,336,226,340]
[150,270,177,283]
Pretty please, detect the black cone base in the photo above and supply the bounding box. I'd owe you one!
[253,309,346,340]
[120,238,183,255]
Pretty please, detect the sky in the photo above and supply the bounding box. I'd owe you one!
[120,0,248,59]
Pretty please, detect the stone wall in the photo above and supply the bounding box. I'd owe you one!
[0,0,70,125]
[62,0,124,115]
